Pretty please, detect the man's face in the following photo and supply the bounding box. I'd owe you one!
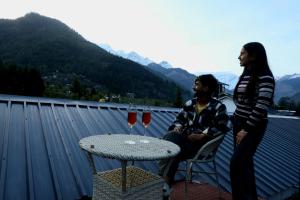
[193,81,209,97]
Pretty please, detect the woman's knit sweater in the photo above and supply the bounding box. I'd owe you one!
[234,69,275,132]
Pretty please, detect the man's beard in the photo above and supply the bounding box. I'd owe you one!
[194,91,209,98]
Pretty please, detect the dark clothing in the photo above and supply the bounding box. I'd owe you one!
[230,117,267,200]
[159,97,229,183]
[169,97,229,137]
[233,68,274,133]
[231,68,274,200]
[159,131,209,182]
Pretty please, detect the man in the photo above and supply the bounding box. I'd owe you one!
[158,74,230,199]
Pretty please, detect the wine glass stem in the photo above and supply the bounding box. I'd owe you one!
[130,126,132,135]
[144,127,146,136]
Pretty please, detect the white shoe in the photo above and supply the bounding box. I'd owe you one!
[162,183,172,200]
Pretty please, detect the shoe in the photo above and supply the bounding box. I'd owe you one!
[162,183,172,200]
[162,195,170,200]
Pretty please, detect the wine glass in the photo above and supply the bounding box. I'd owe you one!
[142,106,151,136]
[127,104,137,135]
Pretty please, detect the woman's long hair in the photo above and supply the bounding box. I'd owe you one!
[233,42,275,101]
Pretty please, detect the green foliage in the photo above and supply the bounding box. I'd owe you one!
[173,87,183,108]
[278,96,296,110]
[276,96,300,116]
[295,103,300,116]
[43,84,66,98]
[0,62,45,96]
[44,80,106,101]
[119,97,173,107]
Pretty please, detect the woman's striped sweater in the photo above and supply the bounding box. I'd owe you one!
[233,69,275,132]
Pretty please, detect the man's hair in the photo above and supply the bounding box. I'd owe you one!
[195,74,218,95]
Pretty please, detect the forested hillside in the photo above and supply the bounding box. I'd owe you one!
[0,13,189,102]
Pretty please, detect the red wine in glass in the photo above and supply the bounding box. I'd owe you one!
[128,112,137,128]
[142,108,151,136]
[142,112,151,128]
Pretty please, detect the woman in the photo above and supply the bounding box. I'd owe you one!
[230,42,275,200]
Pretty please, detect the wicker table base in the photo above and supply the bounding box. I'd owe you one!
[93,166,164,200]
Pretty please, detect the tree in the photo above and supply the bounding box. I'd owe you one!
[0,64,45,96]
[173,87,183,108]
[71,78,82,97]
[295,103,300,116]
[278,97,295,110]
[44,84,65,98]
[24,68,45,96]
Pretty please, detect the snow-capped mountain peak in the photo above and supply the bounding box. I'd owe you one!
[99,43,153,66]
[277,73,300,81]
[159,61,173,69]
[125,51,152,66]
[213,72,239,90]
[99,43,116,54]
[99,43,173,68]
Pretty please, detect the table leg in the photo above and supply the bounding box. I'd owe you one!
[120,160,128,193]
[87,152,97,174]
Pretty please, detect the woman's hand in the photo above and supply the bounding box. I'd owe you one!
[236,129,248,145]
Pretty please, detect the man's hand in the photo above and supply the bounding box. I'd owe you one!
[236,129,248,145]
[173,126,182,133]
[187,133,206,143]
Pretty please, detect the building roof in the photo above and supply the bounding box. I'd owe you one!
[219,95,236,114]
[0,94,299,200]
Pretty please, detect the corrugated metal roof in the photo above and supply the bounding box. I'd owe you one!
[0,94,299,200]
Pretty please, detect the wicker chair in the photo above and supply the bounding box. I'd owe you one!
[179,134,225,200]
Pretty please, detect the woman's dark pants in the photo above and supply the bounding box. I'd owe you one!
[230,119,267,200]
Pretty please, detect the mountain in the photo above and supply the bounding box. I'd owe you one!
[147,64,239,93]
[291,92,300,103]
[159,61,173,69]
[212,73,300,103]
[199,72,239,91]
[147,63,196,92]
[0,13,184,100]
[99,44,198,92]
[98,43,117,54]
[276,74,300,81]
[275,74,300,102]
[98,44,241,92]
[99,44,174,69]
[213,72,300,103]
[99,44,153,66]
[99,41,300,104]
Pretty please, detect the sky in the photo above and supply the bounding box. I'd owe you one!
[1,0,299,77]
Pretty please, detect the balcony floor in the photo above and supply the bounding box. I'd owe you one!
[170,181,232,200]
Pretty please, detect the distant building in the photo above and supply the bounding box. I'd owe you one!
[100,95,121,103]
[216,82,236,114]
[273,110,296,116]
[126,92,135,99]
[219,95,236,114]
[111,95,121,103]
[217,82,229,97]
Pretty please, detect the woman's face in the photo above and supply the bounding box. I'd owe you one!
[238,47,254,67]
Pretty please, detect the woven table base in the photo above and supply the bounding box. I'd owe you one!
[93,166,164,200]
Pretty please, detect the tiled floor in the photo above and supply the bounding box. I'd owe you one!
[170,181,232,200]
